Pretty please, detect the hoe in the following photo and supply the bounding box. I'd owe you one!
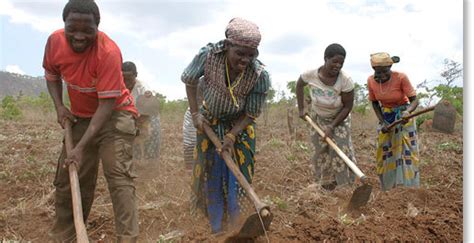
[202,123,273,239]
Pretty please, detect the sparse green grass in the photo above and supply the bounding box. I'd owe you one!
[286,153,297,162]
[293,141,310,153]
[437,141,461,151]
[338,213,366,226]
[268,137,285,148]
[272,196,289,210]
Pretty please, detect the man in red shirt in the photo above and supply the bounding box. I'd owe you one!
[43,0,139,242]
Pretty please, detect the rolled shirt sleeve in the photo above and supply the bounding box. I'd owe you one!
[96,50,123,99]
[367,76,376,102]
[341,75,354,93]
[400,73,416,97]
[42,36,61,82]
[245,70,271,119]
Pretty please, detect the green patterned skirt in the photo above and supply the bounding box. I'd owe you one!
[311,114,356,187]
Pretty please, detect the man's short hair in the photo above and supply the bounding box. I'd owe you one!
[122,61,138,75]
[62,0,101,26]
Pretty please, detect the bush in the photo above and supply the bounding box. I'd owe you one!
[160,99,189,115]
[1,95,23,120]
[18,92,55,113]
[416,113,433,129]
[432,85,462,115]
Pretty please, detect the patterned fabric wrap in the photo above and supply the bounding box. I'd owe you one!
[133,115,160,161]
[181,41,270,120]
[190,110,256,232]
[311,114,356,186]
[376,105,420,191]
[183,108,197,168]
[225,17,261,49]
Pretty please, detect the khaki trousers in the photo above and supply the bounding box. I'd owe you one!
[49,111,139,242]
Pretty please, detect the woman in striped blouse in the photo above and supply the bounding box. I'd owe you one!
[181,17,271,233]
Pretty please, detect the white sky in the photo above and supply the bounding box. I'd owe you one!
[0,0,464,100]
[5,64,25,75]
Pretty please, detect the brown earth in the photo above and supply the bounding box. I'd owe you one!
[0,106,463,242]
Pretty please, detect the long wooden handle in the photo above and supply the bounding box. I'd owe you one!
[64,120,89,243]
[202,124,269,215]
[304,115,366,180]
[386,106,435,130]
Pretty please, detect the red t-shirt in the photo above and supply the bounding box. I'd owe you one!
[367,71,416,108]
[42,29,137,118]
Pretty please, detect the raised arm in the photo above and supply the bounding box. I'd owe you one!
[296,76,308,119]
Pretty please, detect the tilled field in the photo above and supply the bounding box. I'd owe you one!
[0,107,463,242]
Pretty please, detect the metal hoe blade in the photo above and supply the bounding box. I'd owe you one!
[348,183,373,210]
[237,210,273,238]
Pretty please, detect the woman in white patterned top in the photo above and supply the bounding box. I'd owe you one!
[296,43,356,191]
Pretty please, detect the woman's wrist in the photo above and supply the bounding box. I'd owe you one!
[225,133,236,143]
[191,111,200,119]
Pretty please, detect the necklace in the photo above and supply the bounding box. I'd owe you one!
[318,68,337,86]
[225,58,244,108]
[378,79,392,94]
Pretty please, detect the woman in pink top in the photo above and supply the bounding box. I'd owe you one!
[367,52,420,191]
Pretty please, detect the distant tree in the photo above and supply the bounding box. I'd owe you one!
[353,83,369,115]
[154,92,166,101]
[287,80,310,99]
[287,80,297,97]
[441,58,463,87]
[417,58,463,114]
[266,86,276,103]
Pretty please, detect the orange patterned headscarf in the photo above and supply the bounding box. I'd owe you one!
[225,17,261,49]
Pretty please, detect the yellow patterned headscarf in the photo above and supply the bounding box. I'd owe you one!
[370,52,399,67]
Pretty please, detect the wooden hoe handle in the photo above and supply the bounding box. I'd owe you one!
[64,120,89,243]
[304,115,366,180]
[202,123,269,215]
[386,106,435,130]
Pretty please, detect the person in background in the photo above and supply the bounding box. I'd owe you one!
[367,52,420,191]
[182,80,203,171]
[296,43,356,191]
[181,17,271,233]
[43,0,139,241]
[122,61,146,99]
[182,107,197,171]
[122,61,161,164]
[122,61,137,91]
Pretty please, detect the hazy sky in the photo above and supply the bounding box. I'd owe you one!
[0,0,463,100]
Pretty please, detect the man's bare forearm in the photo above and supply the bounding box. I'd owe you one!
[46,81,64,110]
[75,98,116,150]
